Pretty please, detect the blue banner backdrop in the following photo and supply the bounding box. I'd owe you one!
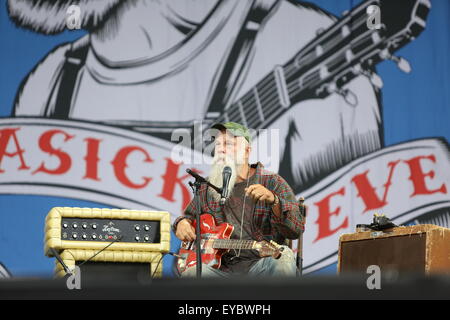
[0,0,449,277]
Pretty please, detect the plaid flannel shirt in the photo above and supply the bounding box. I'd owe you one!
[173,162,305,244]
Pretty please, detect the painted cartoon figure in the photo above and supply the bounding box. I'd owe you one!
[8,0,383,193]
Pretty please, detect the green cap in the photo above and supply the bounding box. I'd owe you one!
[211,122,252,144]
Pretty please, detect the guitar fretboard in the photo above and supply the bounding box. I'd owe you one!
[211,239,255,250]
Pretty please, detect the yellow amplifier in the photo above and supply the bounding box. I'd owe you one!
[45,207,171,254]
[44,207,171,278]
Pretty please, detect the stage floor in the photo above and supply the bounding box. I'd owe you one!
[1,274,450,300]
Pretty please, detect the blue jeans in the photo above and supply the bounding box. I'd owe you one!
[180,246,297,277]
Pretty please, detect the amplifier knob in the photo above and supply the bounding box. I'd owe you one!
[82,234,87,240]
[144,236,149,242]
[92,234,97,240]
[92,224,97,229]
[144,225,150,231]
[63,223,68,229]
[72,233,78,239]
[135,225,140,231]
[82,223,88,229]
[72,223,78,229]
[135,236,140,242]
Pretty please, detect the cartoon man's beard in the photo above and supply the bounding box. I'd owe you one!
[207,155,242,202]
[7,0,123,35]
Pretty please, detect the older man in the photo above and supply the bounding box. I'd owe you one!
[173,122,304,277]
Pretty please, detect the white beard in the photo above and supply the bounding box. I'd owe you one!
[207,155,242,202]
[7,0,122,34]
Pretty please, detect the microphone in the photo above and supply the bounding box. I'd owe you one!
[220,166,232,205]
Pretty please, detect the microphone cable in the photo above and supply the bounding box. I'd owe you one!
[151,252,184,279]
[76,235,123,269]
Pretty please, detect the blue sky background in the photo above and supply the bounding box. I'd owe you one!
[0,0,449,277]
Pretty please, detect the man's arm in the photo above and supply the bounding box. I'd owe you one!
[269,174,305,239]
[245,174,305,239]
[172,200,196,233]
[173,186,210,242]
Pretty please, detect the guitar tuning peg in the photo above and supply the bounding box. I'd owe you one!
[369,73,384,89]
[379,49,411,73]
[322,83,358,107]
[351,64,383,90]
[394,56,412,73]
[337,88,358,107]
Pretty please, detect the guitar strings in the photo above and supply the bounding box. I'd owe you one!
[206,9,370,130]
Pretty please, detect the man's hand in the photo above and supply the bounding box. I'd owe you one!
[245,184,275,204]
[175,218,196,242]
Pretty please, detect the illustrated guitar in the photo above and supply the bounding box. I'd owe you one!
[187,0,430,193]
[133,0,431,194]
[135,0,430,143]
[176,214,283,273]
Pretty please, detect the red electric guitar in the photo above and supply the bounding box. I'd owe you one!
[176,214,283,273]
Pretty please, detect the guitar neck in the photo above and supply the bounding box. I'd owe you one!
[211,239,256,250]
[205,0,429,134]
[208,0,378,130]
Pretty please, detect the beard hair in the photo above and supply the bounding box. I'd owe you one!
[207,154,245,202]
[7,0,124,35]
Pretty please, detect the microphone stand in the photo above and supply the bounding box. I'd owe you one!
[297,197,307,277]
[187,170,222,279]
